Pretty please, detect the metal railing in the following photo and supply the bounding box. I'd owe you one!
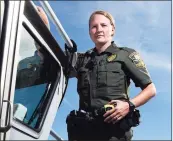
[40,1,73,48]
[50,129,63,141]
[38,0,77,67]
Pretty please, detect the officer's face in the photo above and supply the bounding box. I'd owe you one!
[89,14,114,45]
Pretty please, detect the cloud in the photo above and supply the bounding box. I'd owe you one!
[57,1,170,27]
[139,49,171,71]
[19,27,36,61]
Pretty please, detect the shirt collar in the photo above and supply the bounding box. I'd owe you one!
[93,41,119,55]
[104,41,119,54]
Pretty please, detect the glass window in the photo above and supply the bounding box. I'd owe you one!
[13,25,60,130]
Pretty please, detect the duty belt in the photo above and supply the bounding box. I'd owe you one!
[67,107,140,131]
[69,104,115,120]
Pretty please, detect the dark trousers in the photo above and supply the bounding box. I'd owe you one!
[67,117,133,141]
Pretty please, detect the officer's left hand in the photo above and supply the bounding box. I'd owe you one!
[103,100,129,124]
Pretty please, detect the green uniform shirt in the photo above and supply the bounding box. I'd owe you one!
[71,42,152,110]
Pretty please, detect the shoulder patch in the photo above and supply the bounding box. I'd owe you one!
[86,48,94,55]
[129,52,145,68]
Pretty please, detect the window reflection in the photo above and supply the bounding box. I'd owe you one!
[14,26,59,130]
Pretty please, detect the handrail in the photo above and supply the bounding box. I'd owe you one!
[38,1,77,68]
[50,129,63,141]
[39,1,73,48]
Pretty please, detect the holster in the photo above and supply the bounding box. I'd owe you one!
[120,109,140,131]
[66,110,93,140]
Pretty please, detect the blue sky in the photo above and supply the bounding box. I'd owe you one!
[34,1,171,140]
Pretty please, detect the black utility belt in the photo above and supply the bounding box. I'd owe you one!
[69,104,116,118]
[67,110,95,121]
[66,108,140,131]
[67,105,113,120]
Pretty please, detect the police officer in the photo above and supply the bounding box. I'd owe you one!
[33,8,156,141]
[66,10,156,141]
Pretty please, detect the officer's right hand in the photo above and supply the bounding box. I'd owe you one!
[65,39,77,53]
[103,100,130,124]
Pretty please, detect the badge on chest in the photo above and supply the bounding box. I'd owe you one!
[107,54,117,62]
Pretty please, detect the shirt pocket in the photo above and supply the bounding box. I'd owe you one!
[106,63,124,88]
[97,70,107,87]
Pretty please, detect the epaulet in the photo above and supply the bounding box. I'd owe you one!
[77,48,94,58]
[78,52,85,58]
[119,47,136,54]
[86,48,94,55]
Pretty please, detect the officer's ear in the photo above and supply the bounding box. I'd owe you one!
[111,26,115,36]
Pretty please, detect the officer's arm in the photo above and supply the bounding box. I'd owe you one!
[130,83,156,108]
[124,50,156,108]
[68,52,84,78]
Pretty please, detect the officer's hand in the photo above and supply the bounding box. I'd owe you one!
[65,39,77,53]
[103,100,129,124]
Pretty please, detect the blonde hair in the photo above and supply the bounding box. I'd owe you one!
[89,10,115,30]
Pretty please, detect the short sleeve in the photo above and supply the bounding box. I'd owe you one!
[123,50,152,89]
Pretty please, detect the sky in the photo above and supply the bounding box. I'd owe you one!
[34,1,171,140]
